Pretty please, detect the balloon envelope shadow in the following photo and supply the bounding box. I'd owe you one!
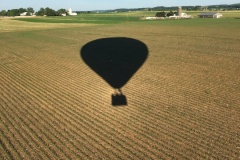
[80,37,148,106]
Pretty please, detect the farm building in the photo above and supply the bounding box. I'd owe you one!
[68,8,77,16]
[169,12,192,19]
[20,12,33,16]
[20,12,27,16]
[145,6,192,20]
[169,7,192,19]
[198,12,222,18]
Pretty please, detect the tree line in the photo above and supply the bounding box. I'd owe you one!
[0,7,34,16]
[0,7,68,16]
[1,3,239,16]
[151,4,240,11]
[108,3,240,13]
[35,8,68,16]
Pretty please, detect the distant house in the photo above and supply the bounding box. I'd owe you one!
[20,12,27,16]
[198,12,222,18]
[20,12,33,16]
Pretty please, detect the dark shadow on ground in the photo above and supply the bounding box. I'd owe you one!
[80,37,148,106]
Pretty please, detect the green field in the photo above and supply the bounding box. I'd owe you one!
[0,12,240,159]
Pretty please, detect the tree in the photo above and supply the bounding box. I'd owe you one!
[166,10,174,17]
[36,7,45,16]
[18,8,27,14]
[57,8,67,16]
[193,5,201,11]
[0,10,6,16]
[27,7,34,14]
[7,9,20,16]
[44,7,56,16]
[155,11,166,17]
[26,12,31,16]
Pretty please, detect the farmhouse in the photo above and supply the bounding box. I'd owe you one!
[20,12,33,16]
[20,12,28,16]
[198,12,222,18]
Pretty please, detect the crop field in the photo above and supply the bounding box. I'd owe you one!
[0,12,240,159]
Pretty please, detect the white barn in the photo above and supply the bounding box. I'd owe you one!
[198,12,222,18]
[20,12,33,16]
[20,12,27,16]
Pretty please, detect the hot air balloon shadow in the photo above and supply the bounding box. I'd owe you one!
[80,37,148,106]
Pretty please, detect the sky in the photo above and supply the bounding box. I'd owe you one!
[0,0,239,11]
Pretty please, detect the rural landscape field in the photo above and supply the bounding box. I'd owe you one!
[0,11,240,159]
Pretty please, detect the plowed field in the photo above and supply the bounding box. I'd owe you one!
[1,17,240,159]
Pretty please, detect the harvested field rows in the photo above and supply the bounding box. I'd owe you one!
[0,18,96,33]
[1,19,240,159]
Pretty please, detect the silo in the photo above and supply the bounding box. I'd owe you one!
[177,7,182,17]
[69,8,72,14]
